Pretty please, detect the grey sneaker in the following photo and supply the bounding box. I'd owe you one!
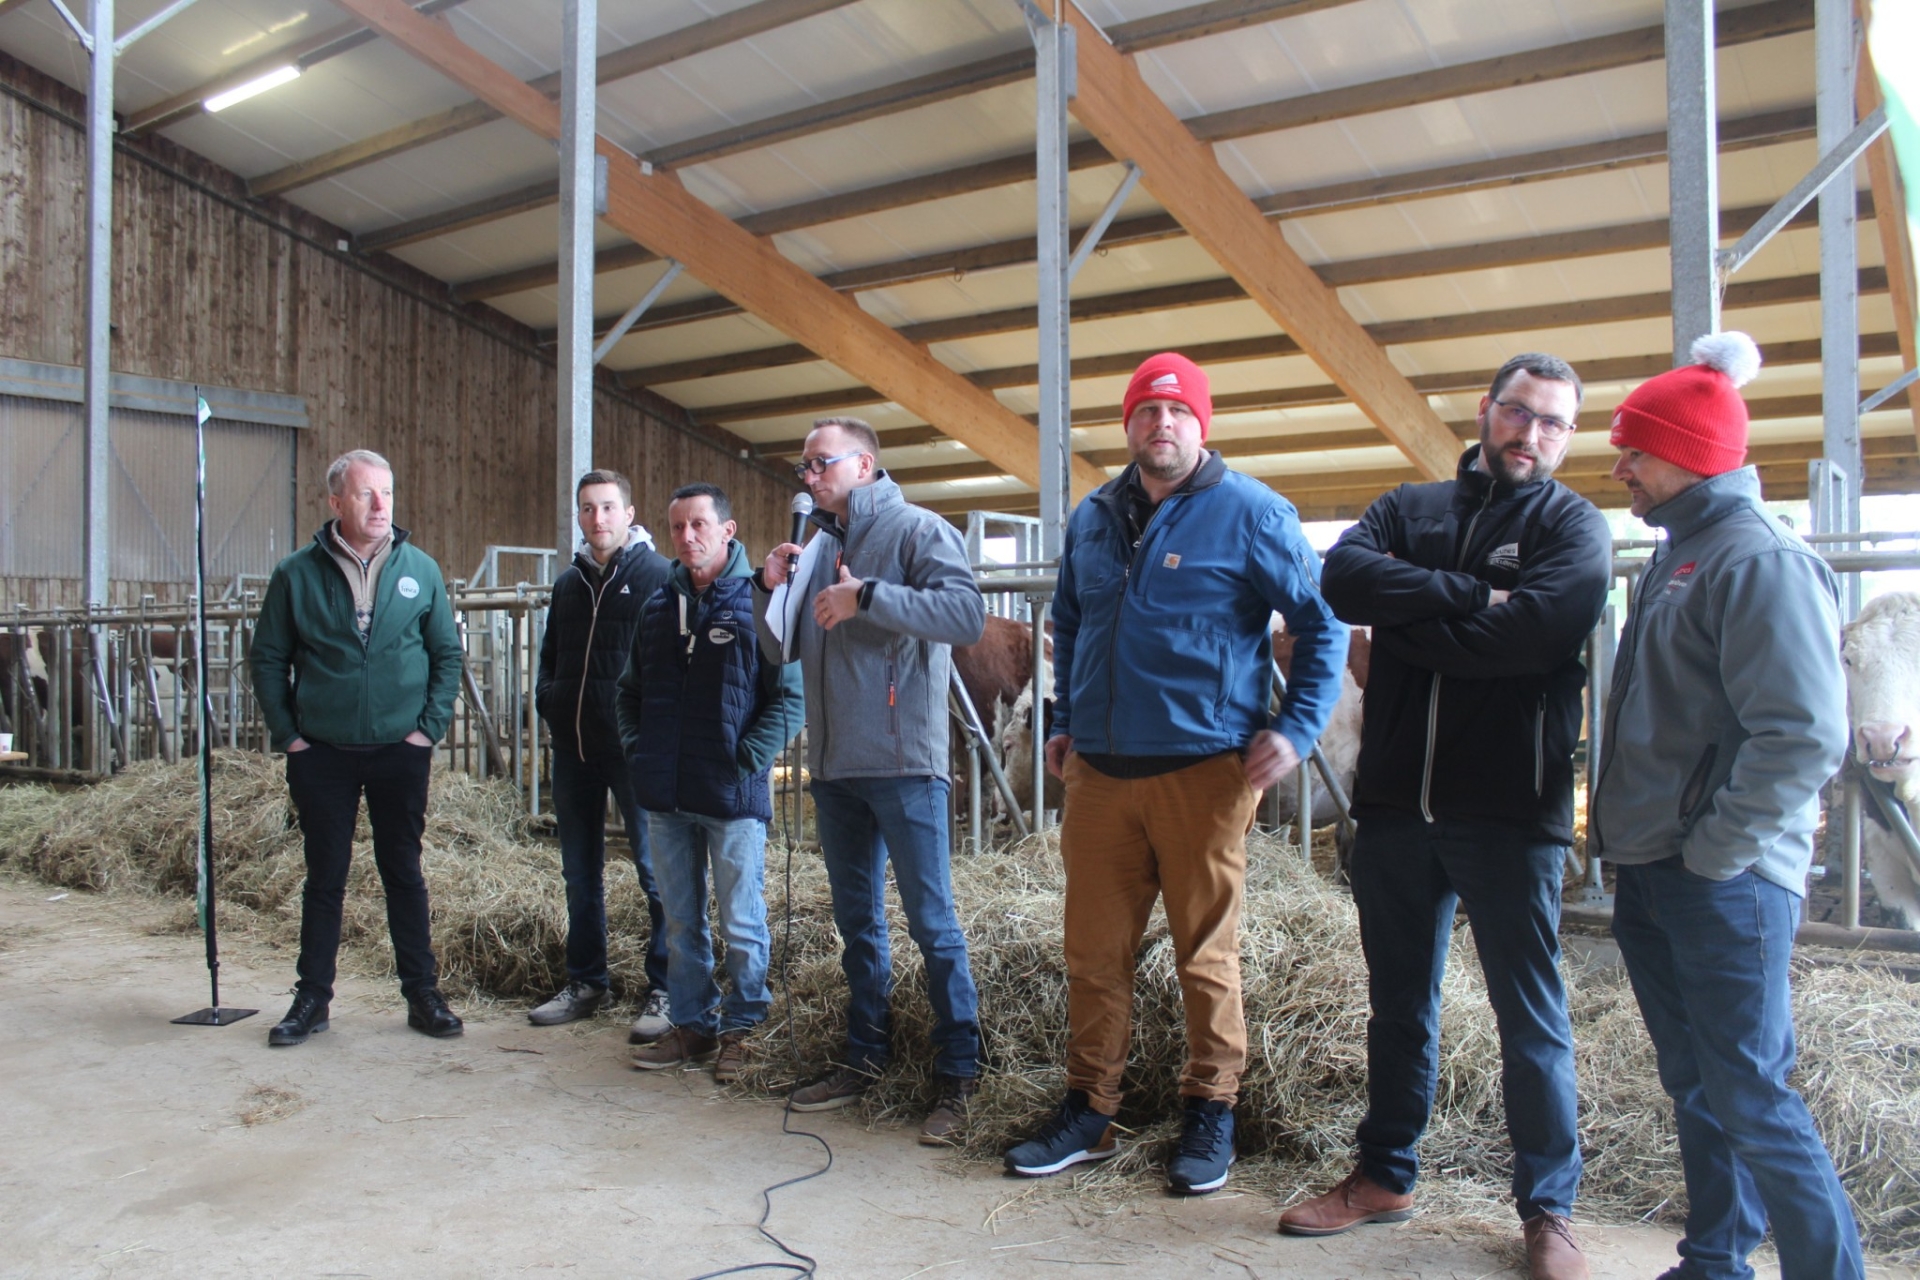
[713,1030,752,1084]
[789,1065,872,1112]
[628,988,672,1045]
[528,980,605,1027]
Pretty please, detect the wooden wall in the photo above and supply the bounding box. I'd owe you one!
[0,53,797,594]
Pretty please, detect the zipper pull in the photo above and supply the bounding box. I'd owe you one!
[888,681,896,707]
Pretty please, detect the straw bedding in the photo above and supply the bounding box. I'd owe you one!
[3,754,1918,1258]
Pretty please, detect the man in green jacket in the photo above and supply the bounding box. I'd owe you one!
[250,449,466,1047]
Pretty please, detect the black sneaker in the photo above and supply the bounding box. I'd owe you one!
[528,980,605,1026]
[1166,1097,1235,1194]
[1004,1089,1119,1176]
[268,991,329,1047]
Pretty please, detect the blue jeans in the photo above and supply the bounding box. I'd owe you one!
[551,749,671,993]
[649,810,771,1037]
[810,775,979,1078]
[1612,858,1864,1280]
[1348,811,1583,1221]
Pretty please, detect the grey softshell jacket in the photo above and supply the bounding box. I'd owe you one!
[1590,467,1847,895]
[765,473,986,782]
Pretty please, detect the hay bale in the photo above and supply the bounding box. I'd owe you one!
[3,763,1919,1260]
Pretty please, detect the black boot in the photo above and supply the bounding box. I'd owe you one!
[406,987,464,1038]
[268,991,330,1047]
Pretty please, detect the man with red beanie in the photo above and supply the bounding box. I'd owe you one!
[1287,352,1610,1279]
[1004,352,1348,1195]
[1592,332,1862,1280]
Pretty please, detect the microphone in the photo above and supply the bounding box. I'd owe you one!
[787,492,814,572]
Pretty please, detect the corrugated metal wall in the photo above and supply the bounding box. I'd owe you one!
[0,396,294,583]
[0,53,796,594]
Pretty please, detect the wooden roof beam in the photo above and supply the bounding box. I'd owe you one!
[440,10,1813,298]
[630,195,1848,394]
[248,0,860,199]
[328,0,1108,499]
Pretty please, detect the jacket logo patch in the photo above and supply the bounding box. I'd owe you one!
[620,585,631,594]
[396,576,420,599]
[1162,553,1182,569]
[1665,561,1697,593]
[1485,542,1520,571]
[707,628,735,645]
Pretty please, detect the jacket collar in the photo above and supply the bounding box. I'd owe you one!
[573,524,655,577]
[1455,444,1551,504]
[815,470,905,540]
[312,519,409,555]
[668,538,751,597]
[1092,449,1229,512]
[1645,466,1763,540]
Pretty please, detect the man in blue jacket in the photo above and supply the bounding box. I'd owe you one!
[1004,353,1347,1195]
[530,470,676,1036]
[622,483,802,1084]
[1593,334,1861,1280]
[1283,354,1610,1280]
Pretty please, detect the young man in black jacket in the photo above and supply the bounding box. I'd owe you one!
[1279,355,1612,1280]
[530,470,678,1036]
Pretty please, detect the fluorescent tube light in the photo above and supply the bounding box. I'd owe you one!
[204,64,301,113]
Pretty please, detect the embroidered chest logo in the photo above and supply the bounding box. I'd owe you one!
[707,628,735,645]
[1665,561,1697,593]
[1485,542,1521,572]
[1162,553,1182,569]
[396,576,420,599]
[620,585,631,594]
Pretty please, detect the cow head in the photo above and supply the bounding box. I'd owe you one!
[1842,591,1920,785]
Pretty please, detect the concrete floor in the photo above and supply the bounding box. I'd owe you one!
[1,878,1901,1280]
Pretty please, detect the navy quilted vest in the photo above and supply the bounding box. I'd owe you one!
[629,576,771,822]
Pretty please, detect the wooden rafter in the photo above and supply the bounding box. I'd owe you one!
[327,0,1108,499]
[414,6,1811,294]
[247,0,859,199]
[1857,0,1920,443]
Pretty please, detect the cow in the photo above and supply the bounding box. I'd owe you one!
[1841,590,1920,927]
[1267,619,1368,833]
[953,614,1044,741]
[992,664,1059,820]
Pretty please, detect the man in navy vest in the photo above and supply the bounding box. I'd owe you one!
[531,469,678,1038]
[620,483,803,1082]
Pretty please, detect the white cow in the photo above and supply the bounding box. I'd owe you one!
[1840,590,1920,927]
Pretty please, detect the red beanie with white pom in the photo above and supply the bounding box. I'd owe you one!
[1608,332,1762,476]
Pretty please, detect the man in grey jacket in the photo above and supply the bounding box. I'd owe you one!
[761,416,987,1144]
[1591,332,1863,1280]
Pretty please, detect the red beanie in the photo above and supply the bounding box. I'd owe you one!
[1122,353,1212,440]
[1609,332,1761,476]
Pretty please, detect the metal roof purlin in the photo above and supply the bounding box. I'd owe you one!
[326,0,1109,498]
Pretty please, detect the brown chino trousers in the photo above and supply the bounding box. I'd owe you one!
[1059,750,1259,1115]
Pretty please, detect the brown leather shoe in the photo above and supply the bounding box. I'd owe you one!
[1277,1169,1414,1236]
[1523,1212,1589,1280]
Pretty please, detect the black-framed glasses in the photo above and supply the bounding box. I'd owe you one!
[792,451,863,479]
[1489,397,1575,440]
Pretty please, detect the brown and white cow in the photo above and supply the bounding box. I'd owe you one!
[1841,590,1920,927]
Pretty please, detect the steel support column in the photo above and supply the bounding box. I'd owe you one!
[1666,0,1720,361]
[1816,0,1861,604]
[1025,1,1074,562]
[556,0,599,558]
[82,0,114,607]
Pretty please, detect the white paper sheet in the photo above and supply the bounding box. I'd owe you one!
[764,534,830,660]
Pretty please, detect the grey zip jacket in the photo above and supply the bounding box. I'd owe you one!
[1590,467,1847,895]
[773,473,986,782]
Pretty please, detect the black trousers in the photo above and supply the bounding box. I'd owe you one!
[287,740,438,1002]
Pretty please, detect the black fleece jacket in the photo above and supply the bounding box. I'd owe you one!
[1320,446,1612,843]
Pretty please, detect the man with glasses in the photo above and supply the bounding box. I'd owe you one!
[1281,355,1612,1280]
[759,416,987,1145]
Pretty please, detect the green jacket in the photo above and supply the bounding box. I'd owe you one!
[251,524,464,752]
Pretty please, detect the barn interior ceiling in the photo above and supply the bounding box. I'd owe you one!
[1,0,1914,521]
